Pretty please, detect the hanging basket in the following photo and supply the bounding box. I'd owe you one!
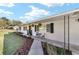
[31,24,34,27]
[38,23,42,27]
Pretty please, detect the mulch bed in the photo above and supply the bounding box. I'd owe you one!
[14,32,34,55]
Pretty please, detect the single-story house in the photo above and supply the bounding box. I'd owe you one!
[17,9,79,54]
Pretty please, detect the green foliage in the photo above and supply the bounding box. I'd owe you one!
[0,17,23,29]
[0,17,11,28]
[3,32,23,55]
[12,20,22,26]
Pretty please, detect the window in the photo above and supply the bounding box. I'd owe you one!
[23,26,27,30]
[46,24,50,32]
[19,27,21,30]
[46,23,54,33]
[35,25,39,32]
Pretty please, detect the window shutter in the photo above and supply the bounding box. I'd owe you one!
[50,23,54,33]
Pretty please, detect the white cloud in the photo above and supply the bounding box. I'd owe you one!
[0,3,15,7]
[25,6,49,17]
[0,9,14,17]
[20,6,49,22]
[41,3,65,7]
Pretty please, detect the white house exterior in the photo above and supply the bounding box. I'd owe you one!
[17,9,79,54]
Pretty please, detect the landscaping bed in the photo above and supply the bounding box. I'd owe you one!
[41,42,72,55]
[14,37,34,55]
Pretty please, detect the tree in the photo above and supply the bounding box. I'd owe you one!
[0,17,23,29]
[0,17,12,29]
[1,17,9,21]
[12,20,22,26]
[1,17,11,25]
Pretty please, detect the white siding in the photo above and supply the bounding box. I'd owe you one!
[45,16,65,42]
[70,15,79,45]
[32,27,36,36]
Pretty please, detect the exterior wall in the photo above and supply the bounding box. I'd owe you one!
[17,26,21,32]
[69,15,79,53]
[13,26,19,30]
[70,15,79,45]
[44,16,65,42]
[17,26,28,35]
[32,26,36,36]
[20,26,24,32]
[37,15,79,45]
[33,16,67,43]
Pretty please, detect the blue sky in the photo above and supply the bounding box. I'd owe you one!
[0,3,79,23]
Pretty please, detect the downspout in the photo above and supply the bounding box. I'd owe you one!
[45,24,48,54]
[68,15,70,51]
[64,15,70,54]
[64,16,66,54]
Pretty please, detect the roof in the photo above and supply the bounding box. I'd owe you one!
[29,9,79,24]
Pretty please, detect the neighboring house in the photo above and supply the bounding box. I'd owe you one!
[17,9,79,54]
[17,24,28,36]
[13,26,19,30]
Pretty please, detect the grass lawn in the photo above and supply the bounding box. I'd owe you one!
[0,29,14,55]
[0,29,23,55]
[3,32,23,55]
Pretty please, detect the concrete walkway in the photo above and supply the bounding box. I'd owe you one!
[28,39,44,55]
